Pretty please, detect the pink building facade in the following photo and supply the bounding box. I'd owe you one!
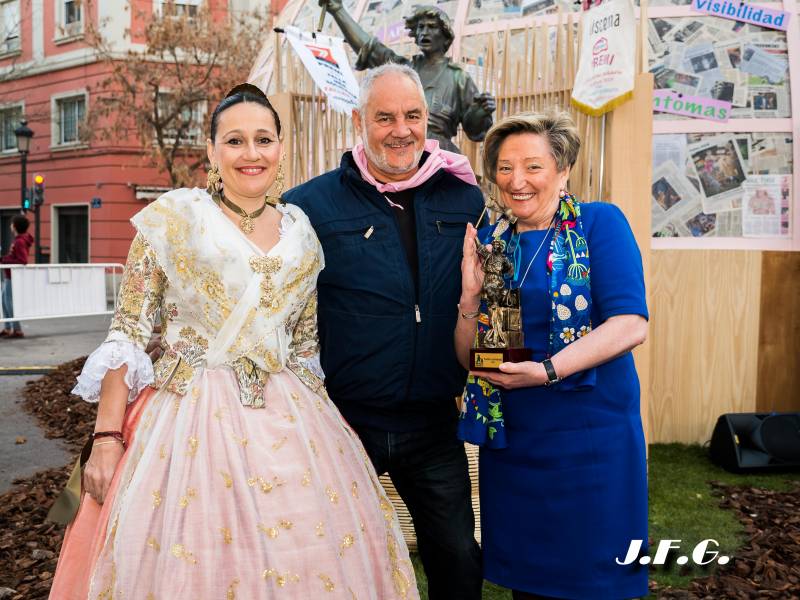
[0,0,275,265]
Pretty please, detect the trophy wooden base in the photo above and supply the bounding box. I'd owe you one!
[470,347,532,372]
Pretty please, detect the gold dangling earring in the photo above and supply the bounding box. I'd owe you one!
[206,164,222,202]
[266,155,285,206]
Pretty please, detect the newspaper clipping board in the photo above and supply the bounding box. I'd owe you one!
[648,16,793,240]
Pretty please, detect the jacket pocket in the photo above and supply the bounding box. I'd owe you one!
[315,217,384,247]
[434,219,469,237]
[429,209,474,238]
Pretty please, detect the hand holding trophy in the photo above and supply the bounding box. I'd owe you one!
[469,231,532,372]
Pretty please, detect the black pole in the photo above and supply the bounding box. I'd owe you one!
[34,203,42,264]
[19,150,27,211]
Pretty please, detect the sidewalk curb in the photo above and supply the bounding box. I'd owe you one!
[0,367,57,376]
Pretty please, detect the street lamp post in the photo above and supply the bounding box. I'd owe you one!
[13,120,40,263]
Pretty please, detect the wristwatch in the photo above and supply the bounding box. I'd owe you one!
[542,358,562,386]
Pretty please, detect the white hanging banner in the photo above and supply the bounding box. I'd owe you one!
[284,26,360,114]
[571,0,636,116]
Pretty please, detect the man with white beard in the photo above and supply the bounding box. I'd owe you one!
[284,63,484,599]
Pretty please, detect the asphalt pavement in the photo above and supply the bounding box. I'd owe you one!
[0,315,110,493]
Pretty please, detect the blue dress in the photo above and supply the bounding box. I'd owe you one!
[478,202,649,599]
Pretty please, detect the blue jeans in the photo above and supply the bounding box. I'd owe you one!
[351,420,483,600]
[1,278,20,331]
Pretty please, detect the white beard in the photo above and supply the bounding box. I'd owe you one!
[362,135,424,176]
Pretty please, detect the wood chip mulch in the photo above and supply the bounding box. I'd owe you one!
[658,481,800,599]
[0,357,90,600]
[20,357,93,452]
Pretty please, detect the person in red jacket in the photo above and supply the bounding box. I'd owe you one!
[1,214,34,338]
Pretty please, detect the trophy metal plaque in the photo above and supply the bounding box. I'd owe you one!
[469,239,532,372]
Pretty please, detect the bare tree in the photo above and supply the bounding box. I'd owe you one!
[0,0,39,114]
[86,1,270,187]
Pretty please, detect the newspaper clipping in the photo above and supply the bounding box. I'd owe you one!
[652,133,793,238]
[648,16,790,119]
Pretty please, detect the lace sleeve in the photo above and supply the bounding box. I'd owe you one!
[288,290,324,381]
[71,233,165,402]
[72,340,154,403]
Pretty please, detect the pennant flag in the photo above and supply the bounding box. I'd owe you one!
[571,0,636,116]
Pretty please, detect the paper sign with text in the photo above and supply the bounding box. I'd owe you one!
[285,27,360,114]
[653,90,731,122]
[691,0,789,31]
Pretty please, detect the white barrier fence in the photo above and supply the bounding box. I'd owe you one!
[0,263,124,323]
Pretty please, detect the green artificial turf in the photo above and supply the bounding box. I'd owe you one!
[647,443,799,593]
[411,443,800,598]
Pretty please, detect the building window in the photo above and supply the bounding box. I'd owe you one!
[64,0,81,24]
[54,95,86,145]
[0,209,22,257]
[56,0,83,38]
[0,0,20,54]
[160,0,201,18]
[157,92,205,145]
[0,105,22,152]
[55,205,89,263]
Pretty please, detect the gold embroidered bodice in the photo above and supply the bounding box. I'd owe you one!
[104,188,324,407]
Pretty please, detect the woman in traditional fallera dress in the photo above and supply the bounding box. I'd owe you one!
[50,85,418,599]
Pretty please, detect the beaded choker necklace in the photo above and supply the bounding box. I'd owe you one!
[218,192,274,234]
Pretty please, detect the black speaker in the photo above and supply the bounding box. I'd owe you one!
[709,412,800,473]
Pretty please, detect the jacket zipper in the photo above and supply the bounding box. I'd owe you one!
[373,189,420,402]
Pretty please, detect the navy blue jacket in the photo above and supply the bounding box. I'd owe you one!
[284,152,484,431]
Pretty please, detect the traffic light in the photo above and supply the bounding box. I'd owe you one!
[33,174,45,206]
[21,192,30,211]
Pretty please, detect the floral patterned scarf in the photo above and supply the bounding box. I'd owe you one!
[457,194,594,449]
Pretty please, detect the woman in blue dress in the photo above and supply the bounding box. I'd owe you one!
[455,111,649,599]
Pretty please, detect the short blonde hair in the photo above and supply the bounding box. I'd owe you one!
[482,111,581,184]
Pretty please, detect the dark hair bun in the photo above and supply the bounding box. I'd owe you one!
[225,83,268,100]
[210,82,282,140]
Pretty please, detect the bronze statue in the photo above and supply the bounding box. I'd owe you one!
[477,239,513,308]
[319,1,496,153]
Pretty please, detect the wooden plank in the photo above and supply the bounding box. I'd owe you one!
[501,24,510,117]
[649,251,761,443]
[529,22,537,106]
[291,52,297,93]
[756,252,800,412]
[639,0,649,74]
[270,92,294,187]
[523,26,530,94]
[603,73,654,442]
[274,31,282,93]
[566,14,575,86]
[540,22,549,108]
[311,95,319,176]
[555,10,564,94]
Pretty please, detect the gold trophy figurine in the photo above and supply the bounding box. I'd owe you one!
[470,238,532,372]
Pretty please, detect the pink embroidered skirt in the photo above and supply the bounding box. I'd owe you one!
[50,367,418,599]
